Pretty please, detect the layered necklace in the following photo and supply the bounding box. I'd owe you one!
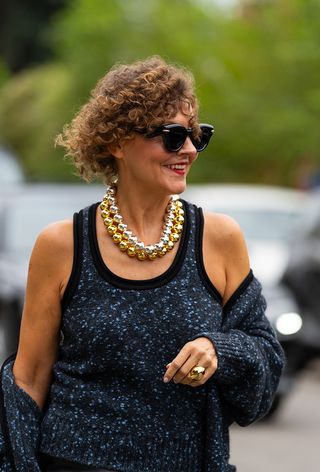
[100,185,184,261]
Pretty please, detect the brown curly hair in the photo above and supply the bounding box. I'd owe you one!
[56,56,199,184]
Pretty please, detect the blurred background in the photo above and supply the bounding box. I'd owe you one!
[1,0,320,470]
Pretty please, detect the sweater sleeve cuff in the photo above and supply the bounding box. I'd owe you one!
[189,331,255,385]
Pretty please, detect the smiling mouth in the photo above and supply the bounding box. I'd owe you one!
[163,164,188,176]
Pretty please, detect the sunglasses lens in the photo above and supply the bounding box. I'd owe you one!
[192,125,214,152]
[164,128,187,152]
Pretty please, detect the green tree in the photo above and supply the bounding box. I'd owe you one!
[0,0,319,185]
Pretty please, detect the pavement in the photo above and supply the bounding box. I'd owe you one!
[230,361,320,471]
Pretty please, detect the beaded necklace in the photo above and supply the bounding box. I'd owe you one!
[100,186,184,261]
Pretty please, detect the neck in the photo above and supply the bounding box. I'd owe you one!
[114,182,172,244]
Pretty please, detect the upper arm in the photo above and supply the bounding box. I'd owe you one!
[13,219,73,405]
[202,211,250,305]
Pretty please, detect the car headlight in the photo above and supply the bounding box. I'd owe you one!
[275,312,303,336]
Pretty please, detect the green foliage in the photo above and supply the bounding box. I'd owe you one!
[0,63,76,180]
[0,0,319,184]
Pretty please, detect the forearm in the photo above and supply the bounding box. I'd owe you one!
[13,363,54,410]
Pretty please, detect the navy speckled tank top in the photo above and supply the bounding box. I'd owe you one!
[39,200,225,472]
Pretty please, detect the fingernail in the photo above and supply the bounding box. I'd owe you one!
[163,376,169,383]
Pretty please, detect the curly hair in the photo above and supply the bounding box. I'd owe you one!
[56,56,199,184]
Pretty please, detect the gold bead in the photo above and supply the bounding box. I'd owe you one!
[100,202,108,211]
[167,240,174,250]
[148,252,157,260]
[118,223,127,232]
[158,247,167,257]
[174,224,183,234]
[101,210,110,219]
[107,225,117,235]
[177,208,184,216]
[175,215,184,224]
[112,233,122,244]
[176,200,183,208]
[170,232,180,243]
[137,251,146,261]
[127,246,136,257]
[119,241,128,251]
[103,217,113,227]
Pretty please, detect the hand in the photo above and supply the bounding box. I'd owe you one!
[163,337,218,387]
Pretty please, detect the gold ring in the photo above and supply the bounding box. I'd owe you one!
[188,365,206,381]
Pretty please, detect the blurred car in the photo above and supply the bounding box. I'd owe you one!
[0,147,24,185]
[0,183,102,362]
[183,184,306,415]
[282,190,320,368]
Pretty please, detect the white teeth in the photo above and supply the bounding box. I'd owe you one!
[166,164,186,170]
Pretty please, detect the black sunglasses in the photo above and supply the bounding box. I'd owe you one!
[145,123,214,153]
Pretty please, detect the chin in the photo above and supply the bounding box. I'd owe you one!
[166,180,187,196]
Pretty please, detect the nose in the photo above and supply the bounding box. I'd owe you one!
[178,136,198,158]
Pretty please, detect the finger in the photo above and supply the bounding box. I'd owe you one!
[172,356,202,384]
[163,349,192,383]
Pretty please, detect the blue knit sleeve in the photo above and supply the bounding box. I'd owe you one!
[1,360,43,471]
[190,275,285,426]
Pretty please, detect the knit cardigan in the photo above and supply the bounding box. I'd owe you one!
[0,202,285,472]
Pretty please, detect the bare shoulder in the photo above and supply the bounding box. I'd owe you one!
[29,218,74,296]
[202,211,251,304]
[33,218,73,255]
[203,211,244,246]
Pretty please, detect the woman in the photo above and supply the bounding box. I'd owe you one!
[10,56,284,471]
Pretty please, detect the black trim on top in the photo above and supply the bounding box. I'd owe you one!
[88,199,190,290]
[61,211,83,312]
[223,268,253,314]
[195,207,254,311]
[194,206,223,304]
[0,353,18,471]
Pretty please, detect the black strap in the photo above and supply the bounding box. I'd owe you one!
[61,210,83,312]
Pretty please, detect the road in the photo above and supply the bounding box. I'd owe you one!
[230,363,320,471]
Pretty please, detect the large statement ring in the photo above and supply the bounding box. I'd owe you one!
[188,365,206,381]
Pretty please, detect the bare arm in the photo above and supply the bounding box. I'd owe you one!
[12,219,73,409]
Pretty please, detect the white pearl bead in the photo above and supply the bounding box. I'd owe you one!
[123,230,132,239]
[164,220,174,229]
[128,236,138,244]
[109,205,118,213]
[113,213,123,223]
[163,229,171,237]
[161,236,169,244]
[135,242,145,251]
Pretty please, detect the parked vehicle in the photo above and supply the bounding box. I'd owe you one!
[282,191,320,372]
[183,184,307,415]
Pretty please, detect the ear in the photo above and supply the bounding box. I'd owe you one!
[108,142,125,159]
